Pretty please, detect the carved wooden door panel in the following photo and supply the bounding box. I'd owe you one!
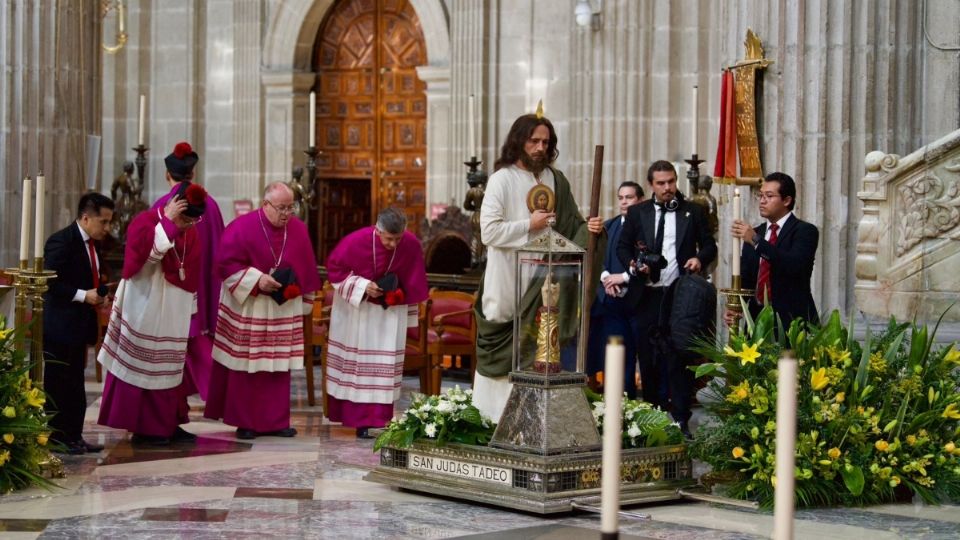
[312,0,427,263]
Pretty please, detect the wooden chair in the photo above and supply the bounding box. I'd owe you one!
[424,289,477,393]
[404,299,436,395]
[309,282,335,411]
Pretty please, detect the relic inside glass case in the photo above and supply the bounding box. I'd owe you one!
[512,226,585,376]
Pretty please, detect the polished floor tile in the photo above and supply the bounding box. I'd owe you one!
[234,487,315,500]
[5,364,959,539]
[0,519,49,532]
[140,507,229,522]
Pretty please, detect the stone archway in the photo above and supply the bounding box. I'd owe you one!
[260,0,450,208]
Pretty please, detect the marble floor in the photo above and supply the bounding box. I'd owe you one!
[2,364,958,539]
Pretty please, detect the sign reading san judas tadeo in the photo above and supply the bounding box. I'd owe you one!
[408,453,512,485]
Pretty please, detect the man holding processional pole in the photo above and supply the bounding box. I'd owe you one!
[472,103,604,423]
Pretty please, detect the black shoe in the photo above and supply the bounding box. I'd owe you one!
[678,422,694,441]
[236,428,257,440]
[80,439,104,453]
[171,427,197,442]
[131,433,171,446]
[53,440,87,455]
[356,428,374,440]
[260,427,297,438]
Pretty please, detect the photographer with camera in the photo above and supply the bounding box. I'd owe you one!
[616,160,716,438]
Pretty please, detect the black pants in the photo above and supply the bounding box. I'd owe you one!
[43,340,89,444]
[634,287,695,424]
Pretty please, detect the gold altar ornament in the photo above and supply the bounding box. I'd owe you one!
[535,99,544,119]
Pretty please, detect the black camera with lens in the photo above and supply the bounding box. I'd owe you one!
[633,245,667,273]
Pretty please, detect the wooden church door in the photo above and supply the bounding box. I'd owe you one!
[311,0,428,263]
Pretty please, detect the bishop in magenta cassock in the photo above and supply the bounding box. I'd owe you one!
[205,182,320,440]
[151,141,225,400]
[98,182,208,445]
[324,207,428,439]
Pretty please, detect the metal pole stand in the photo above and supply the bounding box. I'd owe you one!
[719,275,755,330]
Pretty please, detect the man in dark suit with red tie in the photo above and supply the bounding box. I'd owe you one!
[43,193,115,454]
[728,172,819,329]
[616,161,717,437]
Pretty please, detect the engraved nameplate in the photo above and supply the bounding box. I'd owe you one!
[407,453,512,485]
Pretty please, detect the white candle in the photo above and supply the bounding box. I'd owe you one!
[732,188,741,277]
[309,91,316,148]
[138,94,146,146]
[773,352,798,540]
[601,337,625,535]
[691,85,699,156]
[468,94,476,160]
[118,1,125,33]
[19,177,32,263]
[34,173,45,260]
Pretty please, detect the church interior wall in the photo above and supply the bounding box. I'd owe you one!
[3,0,959,325]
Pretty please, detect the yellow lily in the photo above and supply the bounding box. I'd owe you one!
[1,406,14,418]
[724,339,763,366]
[827,447,841,459]
[25,388,45,409]
[732,447,745,459]
[875,440,889,452]
[37,433,49,446]
[944,347,960,364]
[810,367,829,391]
[834,392,845,403]
[943,403,960,420]
[2,433,13,444]
[0,450,10,466]
[0,328,12,340]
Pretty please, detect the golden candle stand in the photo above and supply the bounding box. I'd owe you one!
[719,275,755,330]
[5,259,64,479]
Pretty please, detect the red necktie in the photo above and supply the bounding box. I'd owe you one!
[756,223,778,303]
[88,239,100,289]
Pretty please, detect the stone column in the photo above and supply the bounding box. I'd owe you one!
[442,0,488,211]
[204,0,265,207]
[417,66,452,208]
[1,2,101,264]
[261,71,316,200]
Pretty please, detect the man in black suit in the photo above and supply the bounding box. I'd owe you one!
[617,160,716,437]
[43,193,115,454]
[587,181,644,397]
[728,172,819,329]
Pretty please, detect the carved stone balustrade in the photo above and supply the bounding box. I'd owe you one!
[856,129,960,324]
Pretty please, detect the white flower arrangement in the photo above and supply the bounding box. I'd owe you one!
[374,385,496,450]
[590,394,684,448]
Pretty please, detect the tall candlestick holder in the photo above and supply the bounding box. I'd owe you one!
[462,157,488,267]
[685,153,719,237]
[298,146,320,222]
[133,144,149,189]
[27,258,56,385]
[5,260,64,480]
[6,259,57,383]
[684,153,705,191]
[8,261,31,355]
[720,275,755,330]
